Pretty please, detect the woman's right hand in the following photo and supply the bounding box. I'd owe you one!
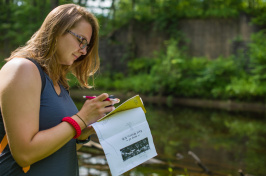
[77,93,120,126]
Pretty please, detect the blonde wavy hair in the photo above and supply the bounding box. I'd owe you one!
[6,4,100,89]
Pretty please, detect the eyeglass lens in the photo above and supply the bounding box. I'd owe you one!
[80,39,87,49]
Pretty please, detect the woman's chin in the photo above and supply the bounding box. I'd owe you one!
[59,61,74,66]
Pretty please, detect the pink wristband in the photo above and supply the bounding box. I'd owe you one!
[62,117,81,139]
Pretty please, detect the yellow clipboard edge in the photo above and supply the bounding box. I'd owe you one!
[98,95,146,122]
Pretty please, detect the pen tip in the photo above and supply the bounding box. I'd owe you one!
[83,96,86,98]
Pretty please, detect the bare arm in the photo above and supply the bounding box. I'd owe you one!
[0,58,116,167]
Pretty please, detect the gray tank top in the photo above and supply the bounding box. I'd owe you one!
[0,59,79,175]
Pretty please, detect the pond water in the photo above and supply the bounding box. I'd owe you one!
[76,102,266,176]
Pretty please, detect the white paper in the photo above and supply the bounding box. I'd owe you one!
[92,107,157,176]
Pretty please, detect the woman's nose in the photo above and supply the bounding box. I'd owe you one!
[79,47,87,55]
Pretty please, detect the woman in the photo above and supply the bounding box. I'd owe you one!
[0,4,118,175]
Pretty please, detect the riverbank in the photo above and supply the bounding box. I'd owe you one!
[70,89,266,113]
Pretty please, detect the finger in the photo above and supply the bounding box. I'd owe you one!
[104,106,115,113]
[111,98,120,104]
[103,100,115,107]
[95,93,109,101]
[103,98,120,108]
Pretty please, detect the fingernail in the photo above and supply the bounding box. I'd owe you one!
[111,98,120,103]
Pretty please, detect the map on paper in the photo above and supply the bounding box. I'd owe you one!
[92,96,157,176]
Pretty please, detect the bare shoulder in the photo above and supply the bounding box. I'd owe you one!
[0,58,42,95]
[1,57,38,73]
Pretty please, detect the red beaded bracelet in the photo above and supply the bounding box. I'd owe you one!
[62,117,81,139]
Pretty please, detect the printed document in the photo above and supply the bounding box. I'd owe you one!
[92,95,157,176]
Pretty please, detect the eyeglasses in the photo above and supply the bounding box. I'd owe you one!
[67,30,90,51]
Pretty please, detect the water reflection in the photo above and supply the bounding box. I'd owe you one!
[77,103,266,176]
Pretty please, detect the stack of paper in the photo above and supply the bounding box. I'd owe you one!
[92,95,157,176]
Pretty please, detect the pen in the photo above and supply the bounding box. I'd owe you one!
[83,95,117,101]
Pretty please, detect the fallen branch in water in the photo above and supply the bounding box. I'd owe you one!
[188,151,212,175]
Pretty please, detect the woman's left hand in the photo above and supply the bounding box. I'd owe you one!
[76,125,95,150]
[78,125,95,141]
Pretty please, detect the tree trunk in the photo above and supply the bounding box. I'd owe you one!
[127,0,137,59]
[110,0,116,19]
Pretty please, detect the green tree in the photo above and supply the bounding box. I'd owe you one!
[0,0,84,58]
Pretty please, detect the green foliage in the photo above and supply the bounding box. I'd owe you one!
[0,1,51,53]
[138,39,242,99]
[67,73,80,88]
[249,30,266,80]
[195,57,239,98]
[2,0,266,102]
[68,31,266,101]
[251,8,266,26]
[219,30,266,101]
[95,34,266,102]
[0,0,86,57]
[127,57,156,75]
[104,0,266,39]
[226,77,259,98]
